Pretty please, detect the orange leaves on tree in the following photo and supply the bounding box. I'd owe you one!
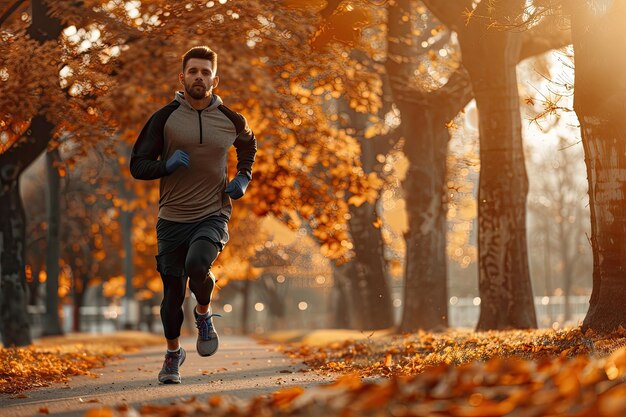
[311,4,373,49]
[9,0,389,281]
[0,118,29,153]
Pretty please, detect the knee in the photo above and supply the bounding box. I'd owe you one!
[186,259,209,283]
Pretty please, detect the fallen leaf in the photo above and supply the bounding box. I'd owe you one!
[83,407,114,417]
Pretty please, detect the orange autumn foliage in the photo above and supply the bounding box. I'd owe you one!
[2,0,385,265]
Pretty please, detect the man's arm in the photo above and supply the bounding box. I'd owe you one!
[222,111,257,200]
[129,113,169,180]
[232,114,257,179]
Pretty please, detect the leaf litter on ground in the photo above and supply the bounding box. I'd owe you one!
[278,327,626,378]
[0,331,162,395]
[85,326,626,416]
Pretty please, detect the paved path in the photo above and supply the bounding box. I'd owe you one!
[1,335,334,417]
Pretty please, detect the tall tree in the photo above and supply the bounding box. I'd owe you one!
[568,0,626,332]
[42,147,63,335]
[422,0,559,329]
[319,1,399,330]
[298,0,570,331]
[386,0,472,331]
[334,74,397,329]
[387,0,569,331]
[0,0,62,345]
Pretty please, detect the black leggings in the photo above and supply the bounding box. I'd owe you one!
[160,239,219,340]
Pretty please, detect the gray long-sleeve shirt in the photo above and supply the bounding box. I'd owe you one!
[130,92,257,222]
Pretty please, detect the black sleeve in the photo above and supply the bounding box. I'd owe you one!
[233,115,257,179]
[218,105,257,180]
[129,105,176,180]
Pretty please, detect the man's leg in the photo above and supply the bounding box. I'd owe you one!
[185,238,219,308]
[158,273,188,383]
[160,273,188,344]
[185,238,221,356]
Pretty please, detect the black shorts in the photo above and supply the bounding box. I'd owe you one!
[155,214,229,278]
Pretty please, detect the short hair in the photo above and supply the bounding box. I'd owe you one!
[182,46,217,74]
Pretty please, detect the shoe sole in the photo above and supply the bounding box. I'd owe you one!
[159,377,181,384]
[197,336,219,357]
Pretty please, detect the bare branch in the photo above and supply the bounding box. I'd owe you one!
[437,68,473,120]
[520,15,571,60]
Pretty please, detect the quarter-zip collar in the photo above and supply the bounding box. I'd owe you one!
[175,92,223,144]
[175,91,223,112]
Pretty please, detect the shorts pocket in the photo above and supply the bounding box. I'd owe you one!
[155,252,186,278]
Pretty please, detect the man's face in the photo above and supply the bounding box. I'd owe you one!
[179,58,219,100]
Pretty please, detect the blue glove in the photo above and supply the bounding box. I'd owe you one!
[165,150,190,173]
[225,172,250,200]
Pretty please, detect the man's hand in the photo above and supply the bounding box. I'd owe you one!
[165,150,190,173]
[225,172,250,200]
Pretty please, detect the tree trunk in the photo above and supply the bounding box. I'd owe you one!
[571,1,626,333]
[459,1,536,330]
[0,175,33,346]
[331,262,355,329]
[72,272,87,332]
[0,0,62,347]
[28,264,41,306]
[580,120,626,331]
[0,116,54,346]
[42,148,63,336]
[335,84,394,329]
[386,0,473,332]
[398,105,450,331]
[241,279,251,334]
[120,208,136,329]
[347,200,394,329]
[145,295,158,332]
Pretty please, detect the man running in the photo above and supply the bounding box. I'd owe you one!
[130,46,257,384]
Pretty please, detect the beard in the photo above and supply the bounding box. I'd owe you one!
[185,81,209,100]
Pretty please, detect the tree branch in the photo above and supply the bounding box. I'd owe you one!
[319,0,343,19]
[0,115,53,180]
[520,15,571,60]
[0,0,26,27]
[437,67,473,121]
[372,127,403,157]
